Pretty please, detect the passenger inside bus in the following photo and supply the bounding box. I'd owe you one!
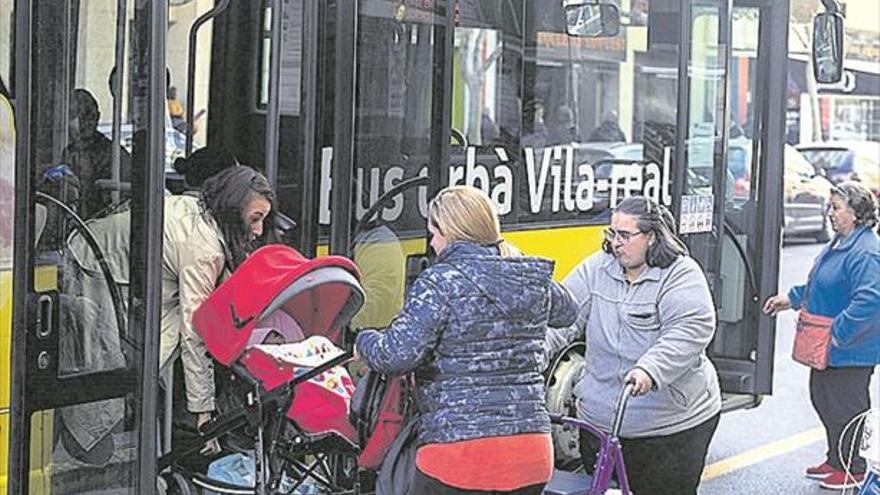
[589,111,627,143]
[548,104,578,145]
[348,174,407,338]
[350,221,406,332]
[64,88,132,219]
[167,85,186,133]
[521,100,548,148]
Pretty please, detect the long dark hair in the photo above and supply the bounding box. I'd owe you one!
[602,196,688,268]
[200,166,275,268]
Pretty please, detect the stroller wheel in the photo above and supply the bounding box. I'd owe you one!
[162,471,196,495]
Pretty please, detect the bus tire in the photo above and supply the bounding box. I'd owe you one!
[545,343,586,468]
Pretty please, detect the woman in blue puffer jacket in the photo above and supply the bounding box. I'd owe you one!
[355,186,577,494]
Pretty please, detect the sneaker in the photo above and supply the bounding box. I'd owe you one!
[819,471,864,490]
[806,462,836,480]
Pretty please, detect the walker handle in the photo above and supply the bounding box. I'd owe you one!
[611,380,636,438]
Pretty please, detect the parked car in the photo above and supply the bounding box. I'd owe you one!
[796,141,880,200]
[783,145,834,242]
[723,138,834,242]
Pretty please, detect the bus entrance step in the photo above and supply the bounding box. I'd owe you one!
[544,469,594,495]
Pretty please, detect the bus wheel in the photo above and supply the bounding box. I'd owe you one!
[545,344,586,469]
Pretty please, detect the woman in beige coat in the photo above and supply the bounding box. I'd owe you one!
[161,164,275,448]
[56,160,275,462]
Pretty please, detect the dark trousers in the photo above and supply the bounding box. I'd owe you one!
[580,413,719,495]
[413,469,545,495]
[809,366,874,473]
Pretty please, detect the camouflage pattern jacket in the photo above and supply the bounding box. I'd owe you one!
[356,240,577,445]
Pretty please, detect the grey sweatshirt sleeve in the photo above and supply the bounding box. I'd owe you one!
[635,257,717,390]
[543,259,593,366]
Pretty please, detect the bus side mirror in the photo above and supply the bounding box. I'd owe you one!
[812,12,844,84]
[564,1,621,38]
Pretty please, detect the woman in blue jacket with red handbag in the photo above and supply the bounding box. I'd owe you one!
[764,181,880,490]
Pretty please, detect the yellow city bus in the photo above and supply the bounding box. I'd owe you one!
[1,0,845,492]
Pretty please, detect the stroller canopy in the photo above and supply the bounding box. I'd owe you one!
[194,244,364,365]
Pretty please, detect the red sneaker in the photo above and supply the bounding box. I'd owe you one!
[819,471,864,490]
[806,462,836,480]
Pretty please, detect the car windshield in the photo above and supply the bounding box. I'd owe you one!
[797,149,852,173]
[96,124,192,173]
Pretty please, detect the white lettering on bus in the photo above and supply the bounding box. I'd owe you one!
[417,166,429,218]
[447,146,513,215]
[524,145,552,213]
[319,147,333,224]
[491,148,513,216]
[318,145,673,225]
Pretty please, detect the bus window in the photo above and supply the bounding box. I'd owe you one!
[525,0,681,229]
[0,95,11,269]
[453,4,520,149]
[207,0,311,245]
[714,5,762,362]
[436,1,685,277]
[0,3,10,98]
[167,2,216,149]
[449,2,523,223]
[0,87,15,495]
[685,5,724,198]
[337,3,451,329]
[676,1,728,316]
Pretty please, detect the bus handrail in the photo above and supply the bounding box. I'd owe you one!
[351,175,430,251]
[722,220,759,303]
[185,0,231,158]
[35,192,132,355]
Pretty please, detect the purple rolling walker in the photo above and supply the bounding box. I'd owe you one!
[544,382,635,495]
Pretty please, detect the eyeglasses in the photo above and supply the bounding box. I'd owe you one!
[604,228,645,244]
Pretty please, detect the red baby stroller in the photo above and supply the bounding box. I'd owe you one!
[160,244,396,494]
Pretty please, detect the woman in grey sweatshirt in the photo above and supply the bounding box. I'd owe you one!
[546,195,721,495]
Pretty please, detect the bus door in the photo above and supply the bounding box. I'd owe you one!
[6,1,166,493]
[327,2,455,331]
[438,0,783,408]
[676,0,788,406]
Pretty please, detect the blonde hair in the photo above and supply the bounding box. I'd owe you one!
[428,186,521,257]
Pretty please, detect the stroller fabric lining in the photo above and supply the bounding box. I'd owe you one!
[248,309,304,347]
[241,335,358,445]
[261,266,363,343]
